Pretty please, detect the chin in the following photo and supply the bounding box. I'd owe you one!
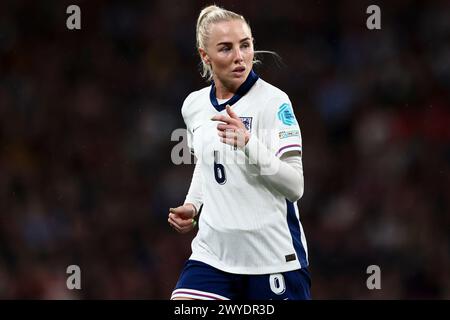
[230,71,248,81]
[234,73,246,79]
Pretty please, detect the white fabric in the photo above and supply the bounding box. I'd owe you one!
[171,288,230,300]
[185,152,304,214]
[184,161,203,215]
[181,78,308,274]
[244,136,304,202]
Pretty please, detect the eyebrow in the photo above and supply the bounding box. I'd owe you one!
[216,37,251,46]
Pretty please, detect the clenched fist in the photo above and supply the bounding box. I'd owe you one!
[168,203,197,234]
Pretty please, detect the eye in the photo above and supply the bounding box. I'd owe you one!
[220,46,231,52]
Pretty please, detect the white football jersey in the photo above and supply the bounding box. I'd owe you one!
[181,71,308,274]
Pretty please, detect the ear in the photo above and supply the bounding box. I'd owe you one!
[198,48,210,65]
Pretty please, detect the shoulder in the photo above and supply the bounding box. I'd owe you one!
[181,86,210,119]
[256,78,289,99]
[255,78,292,112]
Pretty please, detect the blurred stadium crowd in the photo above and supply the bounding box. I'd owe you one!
[0,0,449,299]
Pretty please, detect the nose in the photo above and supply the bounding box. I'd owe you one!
[233,47,244,63]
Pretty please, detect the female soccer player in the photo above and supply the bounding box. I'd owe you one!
[168,5,310,300]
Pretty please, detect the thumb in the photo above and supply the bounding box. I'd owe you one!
[226,105,239,119]
[169,205,195,219]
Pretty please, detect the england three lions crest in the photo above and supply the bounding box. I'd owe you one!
[240,117,253,132]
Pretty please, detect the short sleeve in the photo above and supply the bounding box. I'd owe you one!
[262,96,303,158]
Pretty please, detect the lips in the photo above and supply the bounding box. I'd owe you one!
[232,67,246,77]
[232,66,245,73]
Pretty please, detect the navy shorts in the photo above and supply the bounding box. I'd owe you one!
[171,260,311,300]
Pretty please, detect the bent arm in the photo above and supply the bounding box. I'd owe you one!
[244,135,304,202]
[184,161,203,216]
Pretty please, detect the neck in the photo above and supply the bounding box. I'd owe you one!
[214,80,236,100]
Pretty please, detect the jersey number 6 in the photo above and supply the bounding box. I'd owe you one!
[213,151,227,184]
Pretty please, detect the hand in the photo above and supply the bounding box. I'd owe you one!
[211,105,250,149]
[168,203,197,234]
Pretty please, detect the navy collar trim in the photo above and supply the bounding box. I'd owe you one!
[209,70,259,112]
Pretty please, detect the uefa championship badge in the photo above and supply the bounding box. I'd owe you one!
[277,103,297,126]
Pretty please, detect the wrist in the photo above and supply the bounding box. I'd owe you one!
[243,132,257,156]
[244,131,251,146]
[184,202,198,217]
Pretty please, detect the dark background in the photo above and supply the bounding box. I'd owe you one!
[0,0,449,299]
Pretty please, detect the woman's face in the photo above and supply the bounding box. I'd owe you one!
[201,19,254,94]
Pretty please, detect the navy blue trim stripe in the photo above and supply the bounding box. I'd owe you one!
[210,70,259,112]
[286,200,308,268]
